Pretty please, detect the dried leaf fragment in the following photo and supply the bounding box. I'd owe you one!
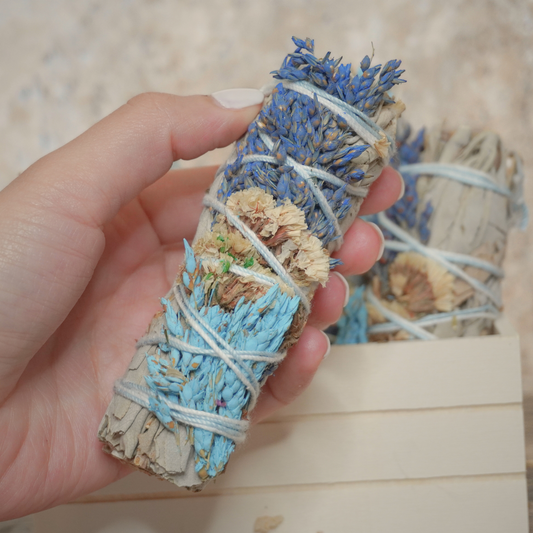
[254,515,284,533]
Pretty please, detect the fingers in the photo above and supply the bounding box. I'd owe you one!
[0,92,262,402]
[332,218,384,276]
[138,166,218,245]
[143,164,403,245]
[358,166,404,216]
[305,166,397,328]
[149,164,400,425]
[252,326,329,423]
[7,93,262,230]
[252,168,402,421]
[138,164,401,254]
[306,220,384,329]
[139,163,393,334]
[306,218,382,329]
[306,272,349,330]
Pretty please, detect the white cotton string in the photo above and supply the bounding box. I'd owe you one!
[240,154,368,198]
[281,80,392,153]
[203,195,311,313]
[115,320,258,440]
[400,162,529,231]
[368,304,500,336]
[120,276,286,440]
[400,163,514,198]
[174,283,262,384]
[365,288,437,341]
[137,334,285,364]
[226,263,276,287]
[114,380,249,443]
[382,240,505,278]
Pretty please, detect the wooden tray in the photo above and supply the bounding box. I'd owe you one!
[33,318,528,533]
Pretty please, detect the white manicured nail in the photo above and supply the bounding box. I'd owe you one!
[321,331,331,359]
[367,222,385,261]
[211,88,264,109]
[397,173,406,200]
[332,271,350,308]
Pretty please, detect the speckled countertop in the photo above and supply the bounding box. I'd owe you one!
[1,0,532,388]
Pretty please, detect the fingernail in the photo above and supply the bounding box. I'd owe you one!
[332,271,350,308]
[321,331,331,359]
[211,88,264,109]
[367,222,385,261]
[397,171,406,201]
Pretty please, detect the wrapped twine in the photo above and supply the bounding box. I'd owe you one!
[98,37,405,489]
[335,120,527,344]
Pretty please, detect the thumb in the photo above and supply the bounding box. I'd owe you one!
[0,90,263,401]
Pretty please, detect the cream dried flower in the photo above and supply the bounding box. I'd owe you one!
[388,252,454,314]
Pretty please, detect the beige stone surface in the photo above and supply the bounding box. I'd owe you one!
[0,0,532,387]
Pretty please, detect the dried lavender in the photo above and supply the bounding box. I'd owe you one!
[336,121,527,343]
[98,37,405,489]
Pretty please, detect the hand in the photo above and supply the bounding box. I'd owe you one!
[0,91,403,520]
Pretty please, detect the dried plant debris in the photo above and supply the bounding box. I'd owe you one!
[253,515,284,533]
[334,121,526,343]
[99,37,405,489]
[386,252,454,314]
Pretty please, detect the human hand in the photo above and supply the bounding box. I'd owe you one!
[0,91,403,520]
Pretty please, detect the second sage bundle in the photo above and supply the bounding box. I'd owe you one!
[336,121,526,343]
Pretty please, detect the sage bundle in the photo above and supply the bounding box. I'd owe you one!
[336,121,527,344]
[98,37,405,489]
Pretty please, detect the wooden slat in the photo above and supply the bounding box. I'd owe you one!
[89,403,525,497]
[274,322,522,418]
[35,474,528,533]
[201,404,527,488]
[522,396,533,531]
